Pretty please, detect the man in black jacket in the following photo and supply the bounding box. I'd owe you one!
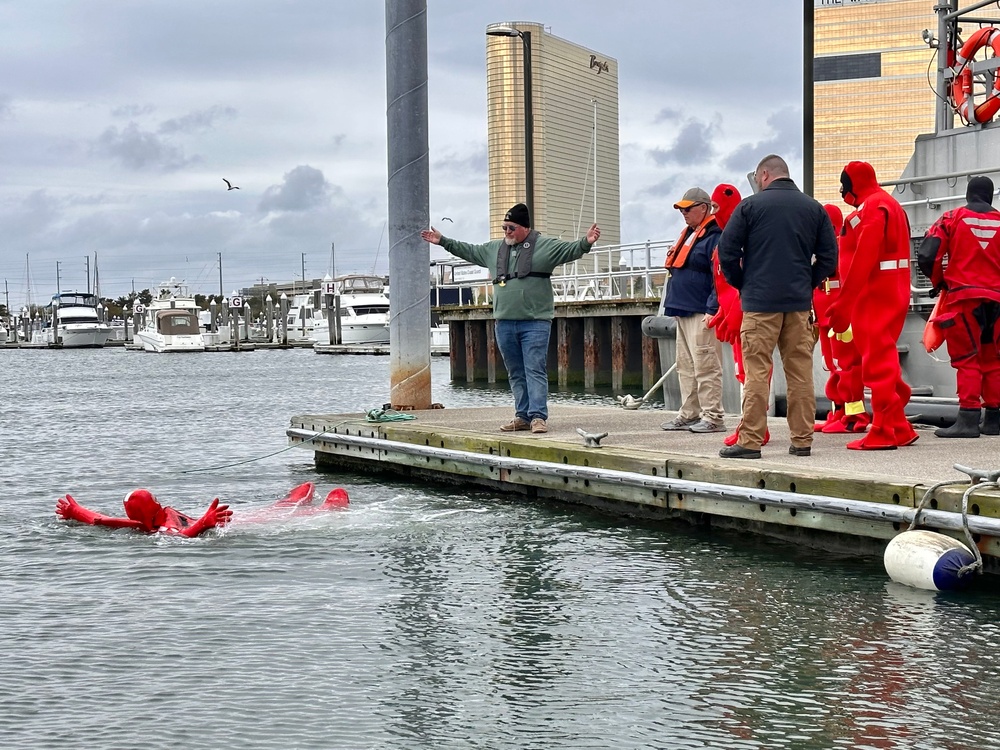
[717,154,838,458]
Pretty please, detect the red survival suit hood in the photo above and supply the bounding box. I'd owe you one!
[840,161,880,207]
[824,203,844,234]
[711,183,742,229]
[123,489,165,532]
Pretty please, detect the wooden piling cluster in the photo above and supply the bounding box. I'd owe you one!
[440,299,661,391]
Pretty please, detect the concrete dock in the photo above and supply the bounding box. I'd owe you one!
[288,404,1000,572]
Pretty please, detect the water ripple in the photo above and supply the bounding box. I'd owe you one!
[4,350,1000,749]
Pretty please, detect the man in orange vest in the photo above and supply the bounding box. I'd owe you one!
[917,175,1000,437]
[659,187,725,433]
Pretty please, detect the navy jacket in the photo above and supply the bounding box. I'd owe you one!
[717,178,838,313]
[662,221,720,316]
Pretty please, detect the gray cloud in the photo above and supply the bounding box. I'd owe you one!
[111,103,156,119]
[93,122,199,171]
[159,106,237,135]
[258,165,332,212]
[653,107,682,124]
[649,120,716,166]
[640,176,683,199]
[723,106,803,173]
[432,144,488,185]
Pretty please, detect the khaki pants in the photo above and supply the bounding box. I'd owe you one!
[739,311,816,449]
[674,314,724,424]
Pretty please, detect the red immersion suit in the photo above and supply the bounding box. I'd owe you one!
[917,176,1000,422]
[813,203,870,433]
[55,489,231,537]
[828,161,917,450]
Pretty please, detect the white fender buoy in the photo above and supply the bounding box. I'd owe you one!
[884,530,977,591]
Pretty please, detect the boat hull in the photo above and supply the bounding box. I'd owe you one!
[135,331,205,353]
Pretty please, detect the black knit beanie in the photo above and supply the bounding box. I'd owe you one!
[504,203,531,228]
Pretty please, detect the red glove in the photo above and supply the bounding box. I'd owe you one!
[827,301,852,336]
[181,498,232,537]
[56,495,99,524]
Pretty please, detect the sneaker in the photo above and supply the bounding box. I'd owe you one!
[719,444,762,459]
[530,418,548,434]
[660,416,699,431]
[688,419,725,433]
[500,418,530,432]
[788,445,811,456]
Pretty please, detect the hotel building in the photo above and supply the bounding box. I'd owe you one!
[813,0,937,204]
[486,22,621,258]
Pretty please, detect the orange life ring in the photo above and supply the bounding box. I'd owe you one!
[952,27,1000,124]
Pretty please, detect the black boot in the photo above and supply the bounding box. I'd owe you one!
[982,408,1000,436]
[935,408,982,438]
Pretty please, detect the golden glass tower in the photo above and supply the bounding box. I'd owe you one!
[813,0,937,204]
[486,22,621,249]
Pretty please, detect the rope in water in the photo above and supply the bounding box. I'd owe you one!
[179,419,355,474]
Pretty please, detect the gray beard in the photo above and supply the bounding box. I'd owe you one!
[504,236,517,246]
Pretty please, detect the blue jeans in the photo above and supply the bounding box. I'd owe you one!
[495,319,551,421]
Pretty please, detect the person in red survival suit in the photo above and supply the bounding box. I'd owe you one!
[828,161,919,450]
[917,175,1000,437]
[55,482,349,535]
[706,183,770,447]
[56,489,231,536]
[812,203,872,434]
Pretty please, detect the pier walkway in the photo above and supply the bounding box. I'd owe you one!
[288,404,1000,571]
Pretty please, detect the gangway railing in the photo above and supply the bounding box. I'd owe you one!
[431,239,671,308]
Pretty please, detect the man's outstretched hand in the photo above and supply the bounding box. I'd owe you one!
[586,224,601,244]
[420,227,442,245]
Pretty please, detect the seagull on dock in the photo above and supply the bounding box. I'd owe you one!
[223,178,240,191]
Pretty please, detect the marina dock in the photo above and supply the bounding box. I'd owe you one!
[288,404,1000,574]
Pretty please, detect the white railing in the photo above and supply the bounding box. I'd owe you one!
[431,239,671,308]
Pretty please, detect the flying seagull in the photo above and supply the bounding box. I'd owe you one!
[223,178,240,191]
[441,216,453,222]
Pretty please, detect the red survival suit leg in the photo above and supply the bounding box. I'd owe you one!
[847,298,914,450]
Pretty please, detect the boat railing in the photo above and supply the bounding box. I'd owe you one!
[431,239,670,308]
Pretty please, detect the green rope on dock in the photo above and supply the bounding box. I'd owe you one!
[366,407,416,423]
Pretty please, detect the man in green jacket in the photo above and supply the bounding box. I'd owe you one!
[421,203,601,433]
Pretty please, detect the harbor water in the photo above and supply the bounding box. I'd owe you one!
[3,348,1000,749]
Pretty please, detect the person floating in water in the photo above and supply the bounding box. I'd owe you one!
[55,482,348,536]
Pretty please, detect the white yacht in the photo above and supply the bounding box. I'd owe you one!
[134,278,205,353]
[286,275,390,345]
[31,292,112,348]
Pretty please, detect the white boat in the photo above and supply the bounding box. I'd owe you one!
[31,292,112,348]
[287,275,390,346]
[134,278,205,353]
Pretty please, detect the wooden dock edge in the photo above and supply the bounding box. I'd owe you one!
[287,415,1000,573]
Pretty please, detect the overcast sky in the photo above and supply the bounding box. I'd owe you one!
[0,1,804,304]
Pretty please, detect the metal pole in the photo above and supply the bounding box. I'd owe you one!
[803,0,814,196]
[279,292,288,346]
[218,252,223,299]
[592,98,598,225]
[386,0,432,409]
[522,31,534,223]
